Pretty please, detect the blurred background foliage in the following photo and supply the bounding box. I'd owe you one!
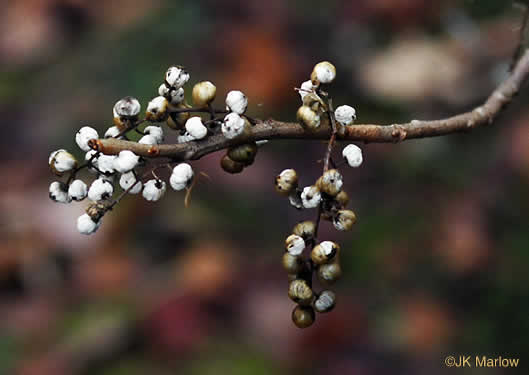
[1,0,529,374]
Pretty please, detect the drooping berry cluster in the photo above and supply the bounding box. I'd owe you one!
[275,61,364,328]
[48,66,257,234]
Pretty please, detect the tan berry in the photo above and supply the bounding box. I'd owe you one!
[86,202,107,222]
[316,169,343,197]
[167,102,191,130]
[333,209,356,231]
[288,279,313,306]
[292,221,316,240]
[275,169,298,195]
[192,81,216,107]
[282,253,304,275]
[227,143,258,166]
[335,190,349,208]
[311,241,339,265]
[220,154,245,174]
[297,105,321,130]
[317,259,342,285]
[292,305,315,328]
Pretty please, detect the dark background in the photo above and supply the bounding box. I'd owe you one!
[1,0,528,374]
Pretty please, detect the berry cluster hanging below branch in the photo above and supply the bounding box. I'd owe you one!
[275,61,364,328]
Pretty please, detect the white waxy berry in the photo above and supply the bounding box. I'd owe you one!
[146,96,169,121]
[168,87,185,107]
[192,81,217,107]
[76,127,98,152]
[165,66,190,88]
[142,179,166,201]
[48,149,64,165]
[317,169,343,197]
[77,213,101,235]
[170,163,194,191]
[301,185,322,208]
[314,290,336,313]
[158,83,170,97]
[68,179,88,201]
[96,154,116,174]
[222,113,247,139]
[138,134,158,145]
[285,234,305,256]
[334,105,356,126]
[88,178,114,201]
[49,181,71,204]
[113,96,141,118]
[342,144,363,168]
[113,150,140,173]
[185,117,208,140]
[311,61,336,84]
[119,171,142,194]
[144,126,164,143]
[49,149,77,174]
[299,80,315,101]
[104,126,121,138]
[225,90,248,114]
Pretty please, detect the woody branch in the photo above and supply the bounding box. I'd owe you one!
[92,48,529,161]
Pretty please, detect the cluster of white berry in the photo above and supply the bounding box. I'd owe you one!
[49,66,255,235]
[275,61,364,328]
[48,60,364,329]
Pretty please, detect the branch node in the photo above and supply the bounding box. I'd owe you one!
[391,125,407,142]
[474,106,486,117]
[494,91,508,102]
[147,146,160,156]
[88,138,104,152]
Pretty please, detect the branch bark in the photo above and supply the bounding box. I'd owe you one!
[94,49,529,161]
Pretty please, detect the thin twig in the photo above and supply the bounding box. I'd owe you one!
[116,118,146,139]
[323,98,338,173]
[171,106,228,115]
[511,4,529,70]
[65,152,101,185]
[313,98,338,241]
